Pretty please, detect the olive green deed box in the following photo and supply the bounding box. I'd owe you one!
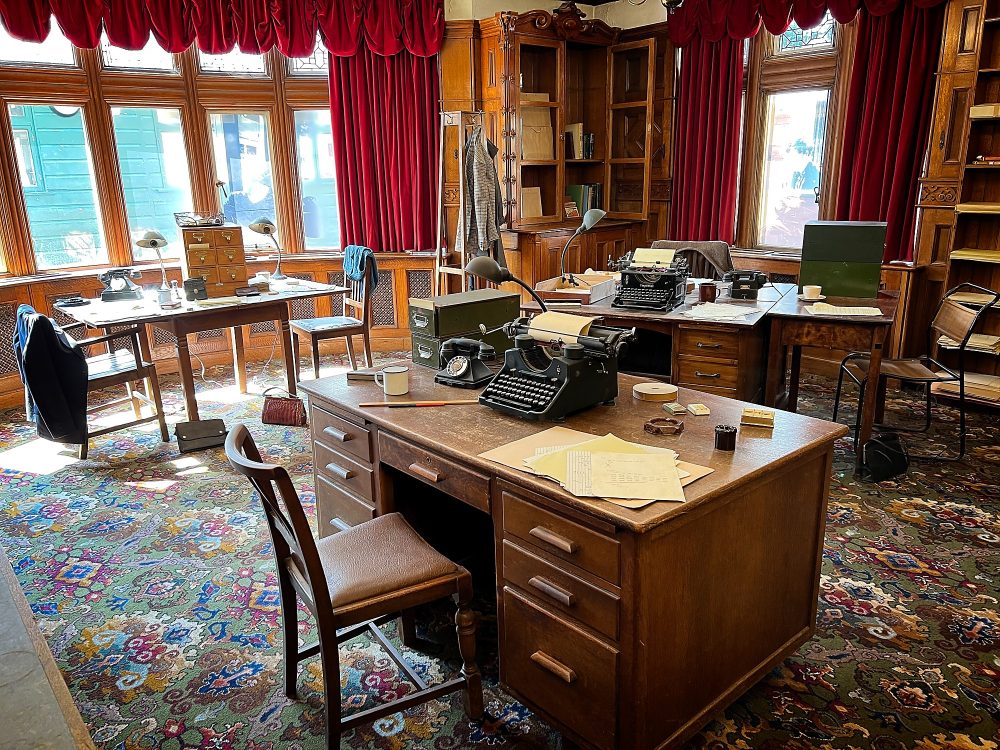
[799,221,887,298]
[409,288,520,369]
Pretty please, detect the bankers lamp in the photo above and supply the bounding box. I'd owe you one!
[135,230,170,291]
[249,218,286,280]
[559,208,607,286]
[465,256,548,312]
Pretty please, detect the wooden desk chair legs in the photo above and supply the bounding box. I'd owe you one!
[225,424,483,747]
[67,324,169,460]
[290,271,374,379]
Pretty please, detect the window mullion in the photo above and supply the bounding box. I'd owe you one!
[270,50,305,255]
[178,47,220,215]
[0,102,37,276]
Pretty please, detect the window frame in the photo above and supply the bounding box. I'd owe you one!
[734,16,856,252]
[0,42,332,277]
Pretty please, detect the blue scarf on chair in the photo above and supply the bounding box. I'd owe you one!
[343,244,378,286]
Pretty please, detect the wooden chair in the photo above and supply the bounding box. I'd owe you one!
[650,240,734,280]
[290,270,374,378]
[64,322,168,460]
[224,424,483,748]
[832,283,1000,460]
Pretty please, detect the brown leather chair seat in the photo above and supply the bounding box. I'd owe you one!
[317,513,458,608]
[844,355,941,382]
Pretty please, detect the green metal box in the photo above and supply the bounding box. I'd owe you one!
[799,221,887,298]
[408,288,520,338]
[411,328,513,370]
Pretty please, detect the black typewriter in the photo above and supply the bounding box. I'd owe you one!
[611,253,689,312]
[479,317,635,421]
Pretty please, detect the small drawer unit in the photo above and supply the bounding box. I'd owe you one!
[181,225,249,299]
[310,404,375,537]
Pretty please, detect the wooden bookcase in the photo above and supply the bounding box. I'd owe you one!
[939,0,1000,403]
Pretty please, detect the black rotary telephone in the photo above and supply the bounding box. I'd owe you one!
[435,337,497,388]
[723,270,768,300]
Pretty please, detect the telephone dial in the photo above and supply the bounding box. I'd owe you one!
[435,337,497,388]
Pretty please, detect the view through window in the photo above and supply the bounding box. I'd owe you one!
[210,112,276,241]
[294,110,339,249]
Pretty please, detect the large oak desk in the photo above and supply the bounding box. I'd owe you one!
[764,293,898,454]
[523,283,795,403]
[57,280,347,421]
[300,366,846,750]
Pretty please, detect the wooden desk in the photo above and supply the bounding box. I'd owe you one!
[523,283,795,403]
[764,294,899,455]
[300,366,845,750]
[58,280,347,421]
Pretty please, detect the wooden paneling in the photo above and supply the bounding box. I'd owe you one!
[928,71,976,181]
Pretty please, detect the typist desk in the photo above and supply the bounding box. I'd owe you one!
[300,366,846,749]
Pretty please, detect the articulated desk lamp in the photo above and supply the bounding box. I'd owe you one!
[249,218,286,280]
[559,208,607,286]
[136,230,170,291]
[466,256,548,313]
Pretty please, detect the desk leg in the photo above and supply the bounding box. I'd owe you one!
[231,325,247,394]
[765,323,785,407]
[857,335,886,455]
[175,333,200,422]
[787,345,802,413]
[278,320,297,396]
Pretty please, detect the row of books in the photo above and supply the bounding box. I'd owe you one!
[567,183,602,214]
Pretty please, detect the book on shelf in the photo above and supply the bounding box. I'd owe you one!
[565,122,584,160]
[937,333,1000,354]
[566,183,603,214]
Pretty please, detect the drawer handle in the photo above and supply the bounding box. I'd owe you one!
[408,462,443,483]
[325,462,355,480]
[323,426,351,442]
[695,342,722,349]
[530,651,577,684]
[695,371,721,378]
[528,575,575,607]
[417,344,433,358]
[413,312,430,328]
[529,526,577,554]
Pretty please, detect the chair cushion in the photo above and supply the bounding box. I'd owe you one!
[290,316,362,334]
[845,355,949,382]
[316,512,459,609]
[85,349,140,381]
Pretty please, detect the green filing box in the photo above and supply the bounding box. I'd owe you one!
[408,288,520,368]
[799,221,887,298]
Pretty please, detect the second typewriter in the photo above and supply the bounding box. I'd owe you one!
[479,314,635,421]
[611,250,689,312]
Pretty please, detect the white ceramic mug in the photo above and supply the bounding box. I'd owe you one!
[375,366,409,396]
[802,284,823,300]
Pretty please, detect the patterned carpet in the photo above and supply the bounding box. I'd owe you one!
[0,354,998,750]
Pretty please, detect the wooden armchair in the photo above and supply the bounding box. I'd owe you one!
[224,424,483,748]
[290,270,373,378]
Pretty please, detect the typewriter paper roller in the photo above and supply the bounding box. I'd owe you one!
[527,311,598,344]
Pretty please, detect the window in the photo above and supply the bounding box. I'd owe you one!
[112,108,193,259]
[9,104,107,269]
[101,35,175,72]
[199,49,267,75]
[294,110,339,249]
[777,12,835,55]
[758,89,829,248]
[0,25,75,67]
[210,113,276,239]
[289,35,329,76]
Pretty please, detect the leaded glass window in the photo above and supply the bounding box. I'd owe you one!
[777,12,835,55]
[289,35,328,76]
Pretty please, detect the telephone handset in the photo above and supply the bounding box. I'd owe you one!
[435,337,497,388]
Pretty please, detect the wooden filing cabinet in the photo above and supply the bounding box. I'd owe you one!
[310,404,376,535]
[180,226,249,298]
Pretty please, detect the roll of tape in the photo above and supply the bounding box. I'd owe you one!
[632,382,678,402]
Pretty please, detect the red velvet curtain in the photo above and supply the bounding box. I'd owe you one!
[666,0,947,46]
[328,46,439,252]
[0,0,444,57]
[835,2,945,262]
[670,35,743,244]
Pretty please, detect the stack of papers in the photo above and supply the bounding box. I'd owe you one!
[479,427,714,509]
[684,302,753,321]
[937,333,1000,354]
[805,302,883,317]
[948,291,998,306]
[951,248,1000,263]
[934,372,1000,402]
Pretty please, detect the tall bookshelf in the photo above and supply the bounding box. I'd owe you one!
[940,0,1000,404]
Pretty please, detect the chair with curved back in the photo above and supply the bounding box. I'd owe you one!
[832,283,1000,460]
[224,424,483,748]
[650,240,734,280]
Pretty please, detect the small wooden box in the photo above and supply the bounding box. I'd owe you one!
[180,225,249,298]
[534,273,617,304]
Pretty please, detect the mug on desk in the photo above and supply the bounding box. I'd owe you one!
[802,285,823,300]
[376,366,410,396]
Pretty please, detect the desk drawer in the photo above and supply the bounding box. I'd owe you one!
[502,588,617,750]
[186,246,217,267]
[502,492,619,585]
[312,407,372,463]
[188,266,219,284]
[316,475,374,536]
[378,432,490,513]
[217,245,246,264]
[503,540,619,640]
[676,355,739,390]
[214,228,241,247]
[316,440,374,502]
[677,326,739,360]
[218,264,248,284]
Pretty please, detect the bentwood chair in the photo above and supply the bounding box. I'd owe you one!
[225,424,483,748]
[650,240,734,280]
[290,267,374,378]
[833,283,1000,460]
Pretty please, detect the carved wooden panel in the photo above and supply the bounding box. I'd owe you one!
[927,71,975,181]
[918,180,959,207]
[938,0,983,74]
[914,207,956,267]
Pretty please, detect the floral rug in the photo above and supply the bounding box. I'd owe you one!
[0,355,998,750]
